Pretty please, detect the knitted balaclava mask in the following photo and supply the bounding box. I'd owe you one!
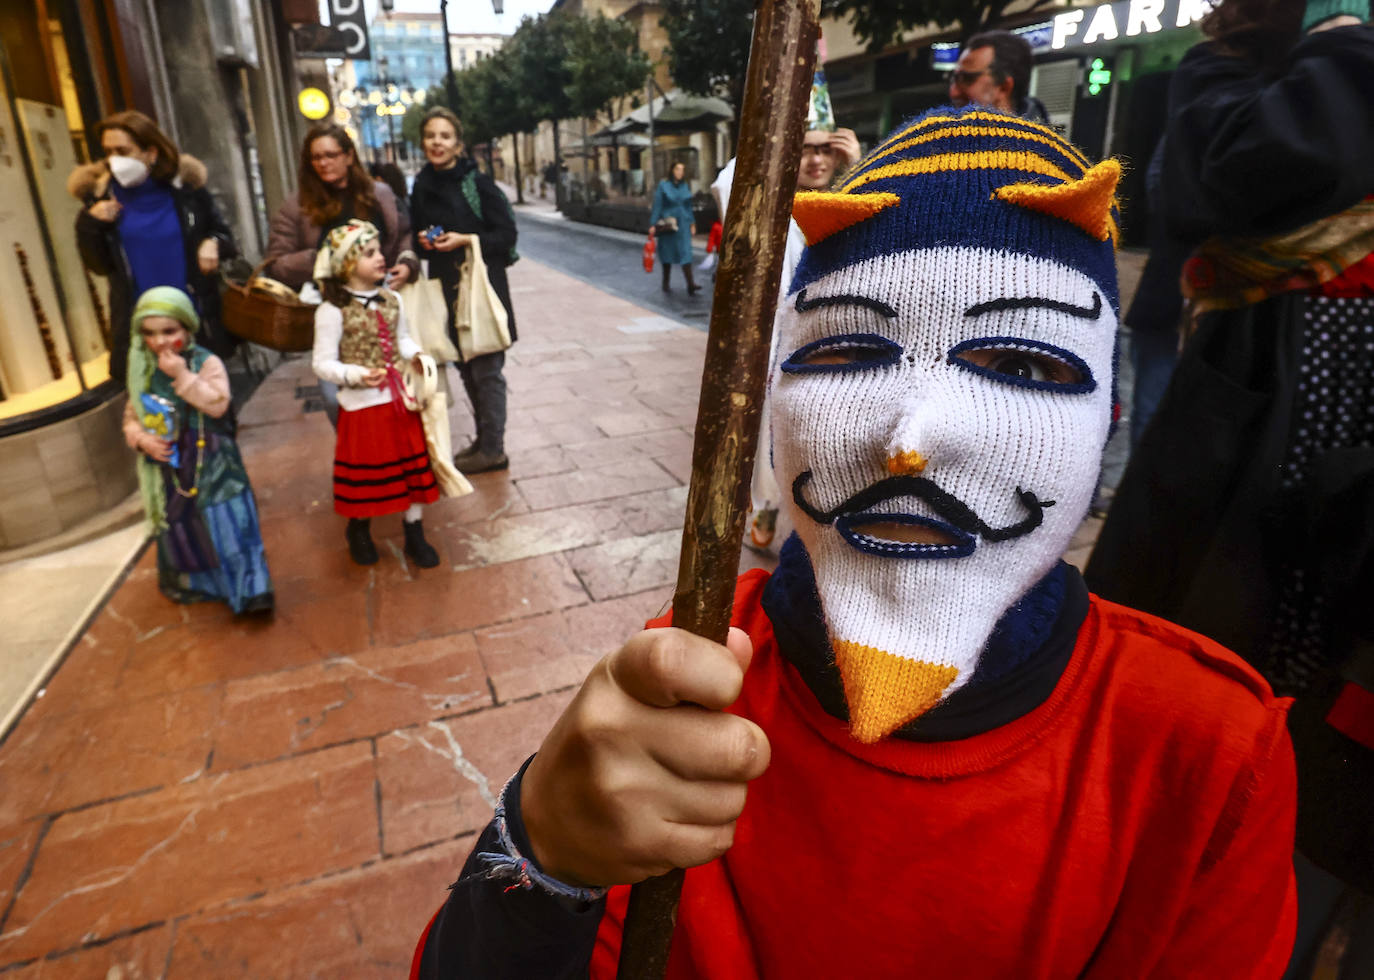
[314,219,380,283]
[773,107,1122,743]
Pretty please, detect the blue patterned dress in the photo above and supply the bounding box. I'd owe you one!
[145,350,272,612]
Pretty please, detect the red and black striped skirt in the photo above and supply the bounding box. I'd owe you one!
[333,402,440,518]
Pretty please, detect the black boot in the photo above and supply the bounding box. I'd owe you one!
[346,518,378,566]
[685,263,700,296]
[661,263,671,293]
[403,519,440,568]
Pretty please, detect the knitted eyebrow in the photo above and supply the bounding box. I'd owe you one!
[964,293,1102,321]
[795,288,897,319]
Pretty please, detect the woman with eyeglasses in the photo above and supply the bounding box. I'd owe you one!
[69,110,237,387]
[266,124,417,294]
[265,123,418,425]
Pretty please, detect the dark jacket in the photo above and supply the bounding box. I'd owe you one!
[69,154,236,386]
[263,181,416,290]
[1086,24,1374,893]
[409,158,519,345]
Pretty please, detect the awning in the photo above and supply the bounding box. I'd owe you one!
[608,89,734,134]
[573,131,653,149]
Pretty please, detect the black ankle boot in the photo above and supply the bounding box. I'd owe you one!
[403,519,440,568]
[346,518,378,566]
[685,265,700,296]
[661,265,671,293]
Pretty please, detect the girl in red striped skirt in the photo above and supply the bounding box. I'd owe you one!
[312,219,441,567]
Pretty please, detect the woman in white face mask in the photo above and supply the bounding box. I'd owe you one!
[68,110,236,387]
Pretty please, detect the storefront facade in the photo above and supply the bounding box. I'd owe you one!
[0,0,300,550]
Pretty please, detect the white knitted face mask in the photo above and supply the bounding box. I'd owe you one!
[772,245,1115,742]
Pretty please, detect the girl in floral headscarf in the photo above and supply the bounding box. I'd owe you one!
[124,286,273,614]
[312,219,441,568]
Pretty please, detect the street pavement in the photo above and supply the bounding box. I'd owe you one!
[0,203,1147,975]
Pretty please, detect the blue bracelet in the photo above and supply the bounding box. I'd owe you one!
[475,774,609,905]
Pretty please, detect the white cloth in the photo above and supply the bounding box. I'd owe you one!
[712,155,805,545]
[311,288,421,413]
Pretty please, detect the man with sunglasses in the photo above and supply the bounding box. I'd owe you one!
[949,30,1050,123]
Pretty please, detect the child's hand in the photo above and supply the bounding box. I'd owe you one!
[363,367,387,387]
[156,346,188,379]
[521,626,770,887]
[139,432,174,463]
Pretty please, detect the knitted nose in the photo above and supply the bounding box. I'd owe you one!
[887,450,928,476]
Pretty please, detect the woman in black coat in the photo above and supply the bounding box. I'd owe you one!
[68,110,235,387]
[409,107,518,474]
[1085,1,1374,968]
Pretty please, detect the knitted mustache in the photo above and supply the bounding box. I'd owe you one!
[792,470,1054,549]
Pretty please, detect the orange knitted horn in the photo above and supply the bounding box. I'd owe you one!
[791,191,901,246]
[993,159,1122,245]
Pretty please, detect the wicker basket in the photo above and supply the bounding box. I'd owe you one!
[222,257,316,352]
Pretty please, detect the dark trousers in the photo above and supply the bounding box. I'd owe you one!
[458,351,507,454]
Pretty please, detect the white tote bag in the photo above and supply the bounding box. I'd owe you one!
[398,273,458,363]
[400,354,472,499]
[454,243,512,360]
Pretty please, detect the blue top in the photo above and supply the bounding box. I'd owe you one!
[112,179,187,297]
[649,177,695,266]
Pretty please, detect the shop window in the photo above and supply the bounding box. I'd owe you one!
[0,4,117,426]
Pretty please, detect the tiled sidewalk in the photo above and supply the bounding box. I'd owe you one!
[0,259,728,977]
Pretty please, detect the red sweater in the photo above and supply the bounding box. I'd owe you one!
[592,571,1298,979]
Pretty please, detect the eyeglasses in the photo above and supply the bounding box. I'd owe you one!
[311,150,347,163]
[952,69,994,88]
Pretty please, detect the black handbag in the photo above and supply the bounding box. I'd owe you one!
[653,216,678,236]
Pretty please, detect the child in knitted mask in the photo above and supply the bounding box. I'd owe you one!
[774,108,1121,741]
[415,109,1298,980]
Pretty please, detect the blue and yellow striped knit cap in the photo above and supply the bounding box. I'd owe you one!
[790,106,1122,310]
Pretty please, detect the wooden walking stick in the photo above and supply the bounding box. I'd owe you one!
[616,1,821,976]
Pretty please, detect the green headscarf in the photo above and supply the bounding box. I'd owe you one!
[128,287,201,533]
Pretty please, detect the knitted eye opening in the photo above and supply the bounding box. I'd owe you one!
[781,333,904,374]
[947,337,1096,393]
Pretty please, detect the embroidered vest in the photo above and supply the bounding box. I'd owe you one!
[338,291,401,370]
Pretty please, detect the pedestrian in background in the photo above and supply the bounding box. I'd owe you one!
[369,161,411,216]
[124,286,273,615]
[948,30,1050,123]
[266,124,418,427]
[1086,1,1374,973]
[409,106,518,475]
[69,109,235,388]
[311,220,441,569]
[649,161,698,295]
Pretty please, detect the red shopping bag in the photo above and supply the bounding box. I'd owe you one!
[642,233,656,273]
[706,221,723,254]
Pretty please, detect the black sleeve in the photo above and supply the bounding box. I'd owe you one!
[1162,25,1374,243]
[415,757,604,979]
[187,186,239,260]
[474,172,518,264]
[74,207,116,276]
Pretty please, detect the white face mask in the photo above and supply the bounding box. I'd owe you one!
[109,154,150,188]
[772,246,1115,743]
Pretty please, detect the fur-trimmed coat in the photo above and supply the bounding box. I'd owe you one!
[69,154,237,386]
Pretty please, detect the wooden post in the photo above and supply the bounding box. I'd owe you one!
[615,1,821,976]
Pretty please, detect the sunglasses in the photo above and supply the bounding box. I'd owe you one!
[952,68,994,87]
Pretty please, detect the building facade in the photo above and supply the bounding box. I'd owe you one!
[0,0,302,550]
